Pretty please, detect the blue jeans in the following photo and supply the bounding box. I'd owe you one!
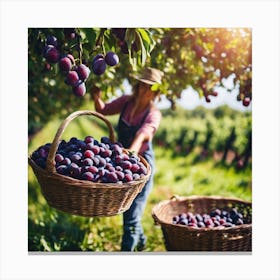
[121,145,155,251]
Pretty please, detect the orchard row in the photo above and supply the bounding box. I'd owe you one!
[154,107,252,168]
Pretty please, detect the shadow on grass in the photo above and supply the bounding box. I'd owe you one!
[28,215,86,252]
[28,179,88,251]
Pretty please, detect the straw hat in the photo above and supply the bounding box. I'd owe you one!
[134,67,164,85]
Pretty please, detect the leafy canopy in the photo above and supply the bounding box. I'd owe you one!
[28,28,252,132]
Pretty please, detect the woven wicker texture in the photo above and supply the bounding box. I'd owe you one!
[28,110,151,217]
[152,195,252,251]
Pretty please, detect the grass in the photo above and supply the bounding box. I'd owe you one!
[153,147,251,201]
[28,114,252,252]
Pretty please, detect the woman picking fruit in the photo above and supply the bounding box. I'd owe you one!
[91,67,164,251]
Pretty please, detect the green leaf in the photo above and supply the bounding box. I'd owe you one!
[129,55,137,71]
[151,83,160,92]
[197,88,204,98]
[40,237,51,252]
[125,28,136,48]
[78,29,87,42]
[125,29,137,70]
[138,28,156,54]
[80,28,97,44]
[138,28,151,44]
[135,31,146,66]
[103,29,116,52]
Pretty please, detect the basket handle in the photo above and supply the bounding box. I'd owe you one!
[45,110,116,173]
[170,195,180,201]
[151,211,160,225]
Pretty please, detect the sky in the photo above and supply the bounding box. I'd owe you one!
[119,74,252,112]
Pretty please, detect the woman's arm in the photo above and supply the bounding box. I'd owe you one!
[90,85,129,115]
[129,109,162,154]
[129,131,149,154]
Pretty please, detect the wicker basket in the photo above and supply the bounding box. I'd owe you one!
[28,110,151,217]
[152,195,252,251]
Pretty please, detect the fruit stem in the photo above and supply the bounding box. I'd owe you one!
[76,30,83,65]
[95,28,107,55]
[95,28,106,46]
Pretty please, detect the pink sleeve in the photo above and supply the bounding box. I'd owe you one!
[96,95,130,115]
[137,109,162,140]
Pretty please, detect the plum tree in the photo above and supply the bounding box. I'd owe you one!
[28,28,252,134]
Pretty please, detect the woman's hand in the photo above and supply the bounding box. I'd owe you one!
[91,85,105,112]
[90,85,102,100]
[129,132,148,154]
